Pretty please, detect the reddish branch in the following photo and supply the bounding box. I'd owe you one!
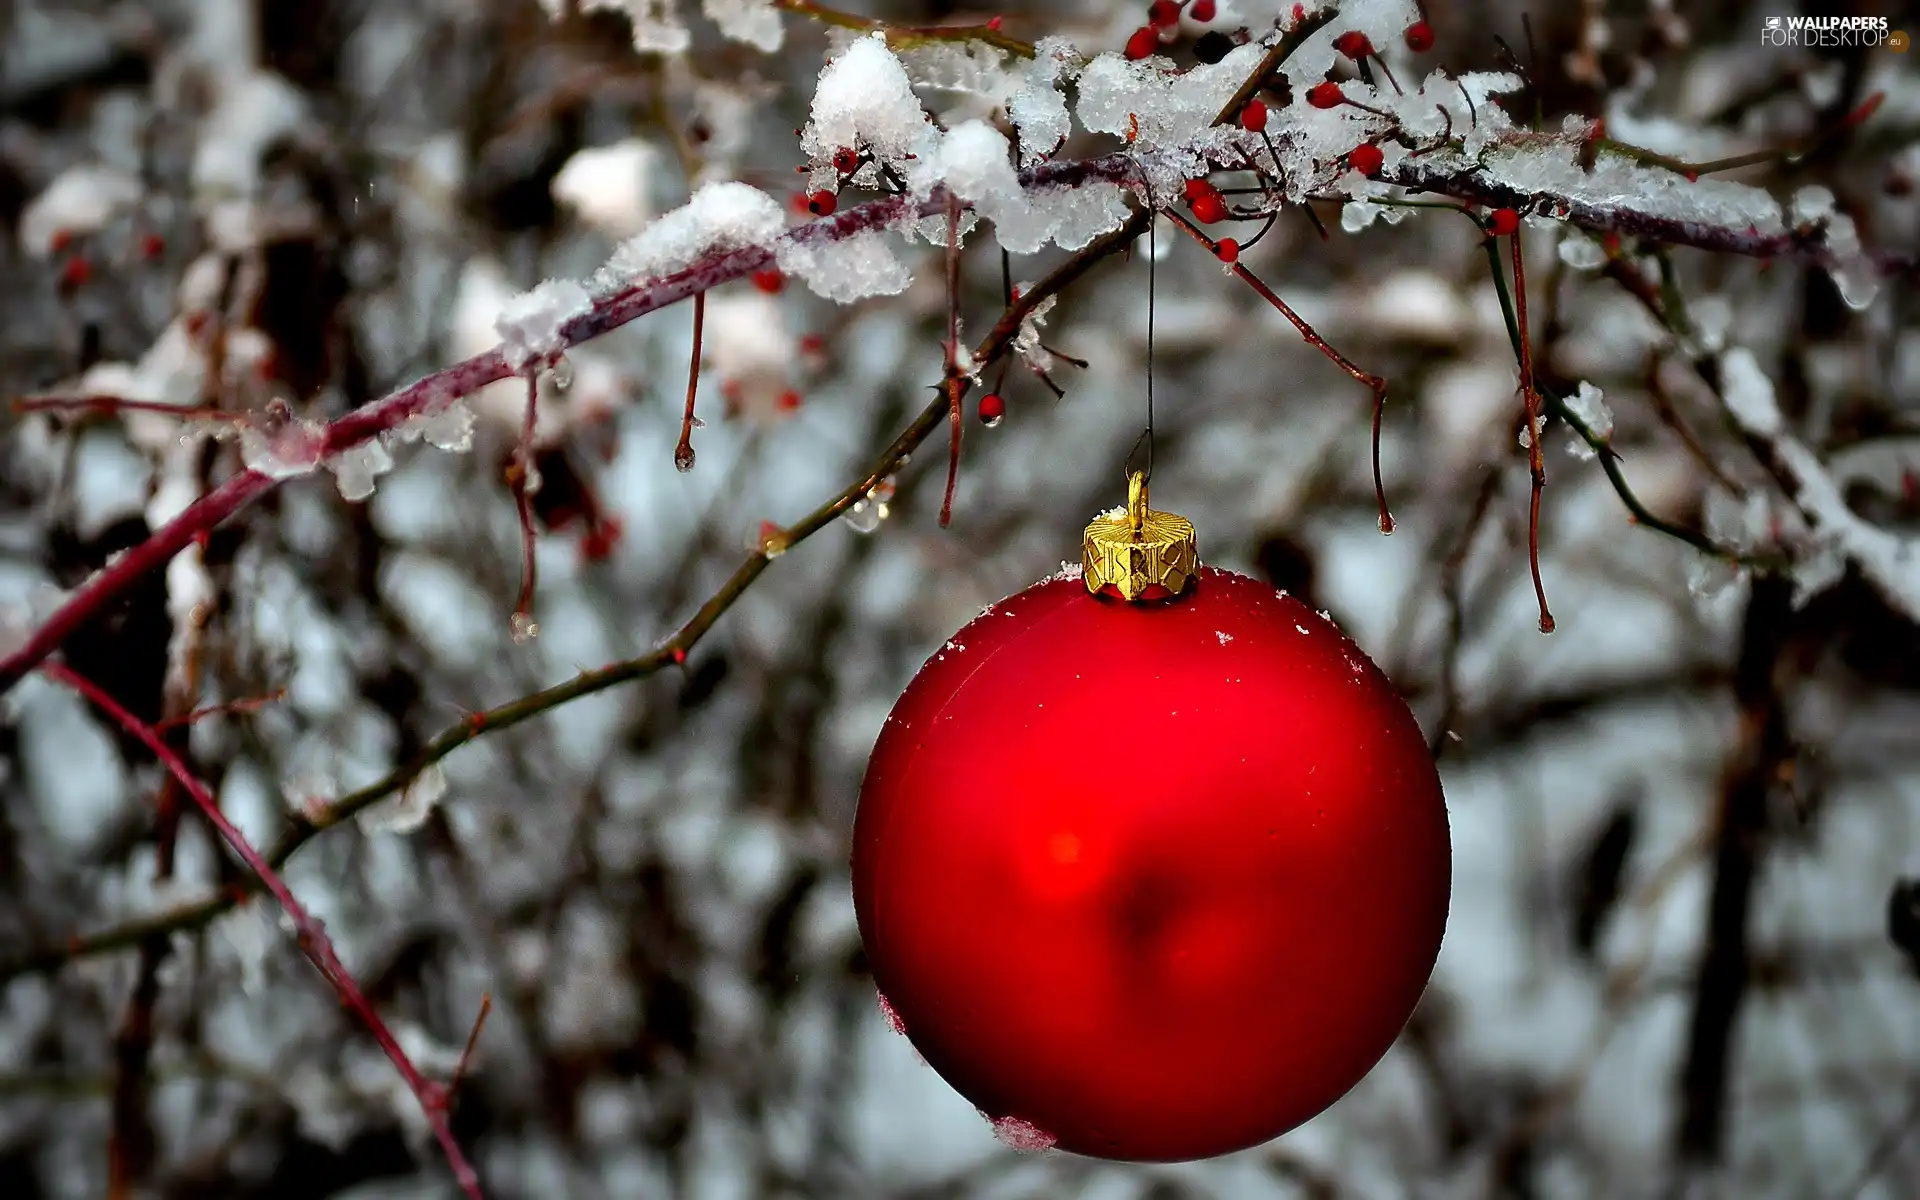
[0,125,1877,698]
[39,661,487,1200]
[1507,224,1555,635]
[509,373,542,640]
[676,292,704,472]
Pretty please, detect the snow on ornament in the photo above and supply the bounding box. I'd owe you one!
[851,472,1451,1161]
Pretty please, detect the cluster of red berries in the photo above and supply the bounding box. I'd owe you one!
[1184,176,1227,224]
[1124,0,1219,61]
[46,227,165,293]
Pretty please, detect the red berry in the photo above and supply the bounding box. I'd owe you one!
[1148,0,1180,28]
[1214,238,1239,263]
[1348,143,1384,177]
[1240,99,1268,133]
[1333,31,1374,60]
[806,189,837,216]
[1183,177,1215,203]
[140,233,165,259]
[833,146,860,174]
[1191,0,1215,19]
[1124,25,1158,60]
[1404,21,1434,52]
[49,229,74,254]
[978,392,1006,426]
[752,268,785,293]
[1190,191,1227,224]
[59,256,92,290]
[987,16,1003,31]
[777,389,803,411]
[1306,81,1344,109]
[1488,207,1520,237]
[580,518,623,562]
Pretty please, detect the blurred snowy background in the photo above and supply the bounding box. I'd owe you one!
[1,0,1917,1197]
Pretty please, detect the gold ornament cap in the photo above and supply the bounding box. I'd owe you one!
[1082,471,1199,601]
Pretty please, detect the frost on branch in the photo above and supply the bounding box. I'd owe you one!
[1720,347,1920,622]
[776,229,912,302]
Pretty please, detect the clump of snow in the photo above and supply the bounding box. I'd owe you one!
[1719,347,1781,437]
[1562,381,1613,461]
[802,34,934,176]
[18,165,143,256]
[552,140,664,239]
[775,229,911,302]
[1076,41,1265,154]
[1008,37,1079,164]
[595,182,785,289]
[193,69,309,198]
[495,279,593,372]
[544,0,690,53]
[911,121,1019,210]
[704,292,799,419]
[990,180,1132,255]
[702,0,781,52]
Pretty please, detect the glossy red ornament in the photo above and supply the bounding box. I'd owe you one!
[852,564,1450,1161]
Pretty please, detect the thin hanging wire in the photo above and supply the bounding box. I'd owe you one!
[1146,206,1155,486]
[1126,205,1157,486]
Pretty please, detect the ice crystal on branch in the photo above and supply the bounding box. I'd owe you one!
[495,279,592,373]
[776,229,912,302]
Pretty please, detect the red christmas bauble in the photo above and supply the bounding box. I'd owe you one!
[852,564,1450,1161]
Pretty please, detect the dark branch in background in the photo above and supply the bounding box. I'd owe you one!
[1673,574,1794,1167]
